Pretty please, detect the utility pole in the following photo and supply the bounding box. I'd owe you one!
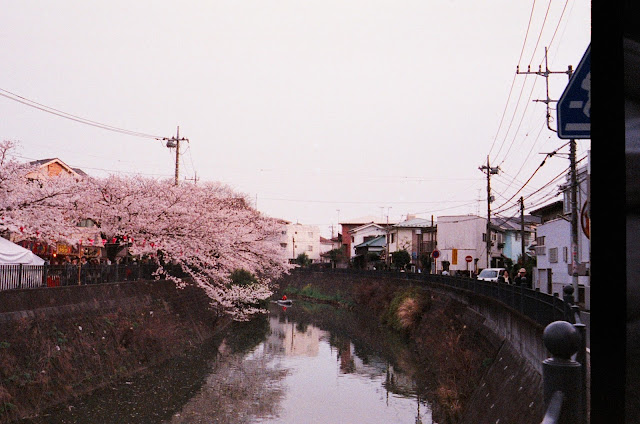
[520,48,580,296]
[163,126,189,186]
[570,139,580,298]
[479,157,499,269]
[516,47,573,132]
[520,197,525,264]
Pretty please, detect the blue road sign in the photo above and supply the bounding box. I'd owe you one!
[557,44,590,139]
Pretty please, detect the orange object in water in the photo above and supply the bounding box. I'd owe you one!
[282,295,287,300]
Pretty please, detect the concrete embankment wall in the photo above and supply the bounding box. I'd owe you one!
[0,280,226,423]
[277,270,546,423]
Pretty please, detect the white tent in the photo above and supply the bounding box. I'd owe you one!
[0,237,45,265]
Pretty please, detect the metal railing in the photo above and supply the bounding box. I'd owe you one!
[539,286,588,424]
[318,268,567,327]
[0,263,158,291]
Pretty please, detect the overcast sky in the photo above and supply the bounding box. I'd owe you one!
[1,1,590,237]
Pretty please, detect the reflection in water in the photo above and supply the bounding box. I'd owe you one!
[26,302,434,424]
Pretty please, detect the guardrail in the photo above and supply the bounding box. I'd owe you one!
[0,263,158,290]
[318,268,569,327]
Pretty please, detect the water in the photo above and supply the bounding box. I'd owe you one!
[26,302,434,424]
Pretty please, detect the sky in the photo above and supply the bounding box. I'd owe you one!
[1,1,591,238]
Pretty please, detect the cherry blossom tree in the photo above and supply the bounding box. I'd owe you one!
[0,141,292,319]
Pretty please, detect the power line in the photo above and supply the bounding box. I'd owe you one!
[0,88,164,140]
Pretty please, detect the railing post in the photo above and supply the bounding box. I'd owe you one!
[18,264,23,289]
[563,285,575,323]
[542,321,583,424]
[43,263,49,288]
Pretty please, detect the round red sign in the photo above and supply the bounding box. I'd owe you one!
[431,250,440,259]
[465,255,473,263]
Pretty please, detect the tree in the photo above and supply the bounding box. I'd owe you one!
[295,252,311,267]
[391,250,411,270]
[0,142,292,319]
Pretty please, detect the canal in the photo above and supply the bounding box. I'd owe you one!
[23,301,436,424]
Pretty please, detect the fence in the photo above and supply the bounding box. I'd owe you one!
[322,268,569,328]
[0,263,158,291]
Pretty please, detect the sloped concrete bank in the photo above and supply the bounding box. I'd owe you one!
[0,281,229,423]
[276,270,545,424]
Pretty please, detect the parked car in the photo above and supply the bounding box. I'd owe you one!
[477,268,506,283]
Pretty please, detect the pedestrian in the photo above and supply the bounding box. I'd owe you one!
[514,267,528,288]
[497,269,510,284]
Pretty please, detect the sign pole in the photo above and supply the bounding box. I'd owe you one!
[570,138,580,299]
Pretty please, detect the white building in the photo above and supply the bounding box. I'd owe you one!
[279,222,321,263]
[387,216,436,270]
[436,215,505,273]
[347,223,387,259]
[530,162,590,309]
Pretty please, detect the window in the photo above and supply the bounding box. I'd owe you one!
[482,233,486,242]
[390,233,395,243]
[549,247,558,263]
[563,246,568,262]
[536,246,546,256]
[307,245,313,252]
[280,243,287,248]
[536,236,545,246]
[351,236,354,242]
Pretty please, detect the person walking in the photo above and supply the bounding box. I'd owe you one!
[514,267,528,288]
[497,269,510,284]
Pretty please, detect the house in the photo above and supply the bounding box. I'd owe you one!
[353,235,386,269]
[318,237,334,263]
[436,215,505,273]
[347,223,387,259]
[493,215,539,264]
[9,158,102,263]
[339,216,396,260]
[387,216,436,270]
[530,163,590,309]
[26,158,87,180]
[279,222,321,263]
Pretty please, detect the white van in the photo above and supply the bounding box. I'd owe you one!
[477,268,506,282]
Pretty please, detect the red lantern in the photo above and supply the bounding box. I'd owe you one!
[150,242,155,248]
[112,237,116,244]
[102,239,107,245]
[19,226,24,233]
[89,239,94,245]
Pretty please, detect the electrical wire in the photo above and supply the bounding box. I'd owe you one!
[0,88,164,140]
[488,0,539,158]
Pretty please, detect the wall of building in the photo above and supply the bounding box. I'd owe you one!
[533,217,590,309]
[280,223,321,262]
[437,216,486,271]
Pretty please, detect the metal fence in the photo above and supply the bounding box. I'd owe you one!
[322,268,568,328]
[0,263,158,291]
